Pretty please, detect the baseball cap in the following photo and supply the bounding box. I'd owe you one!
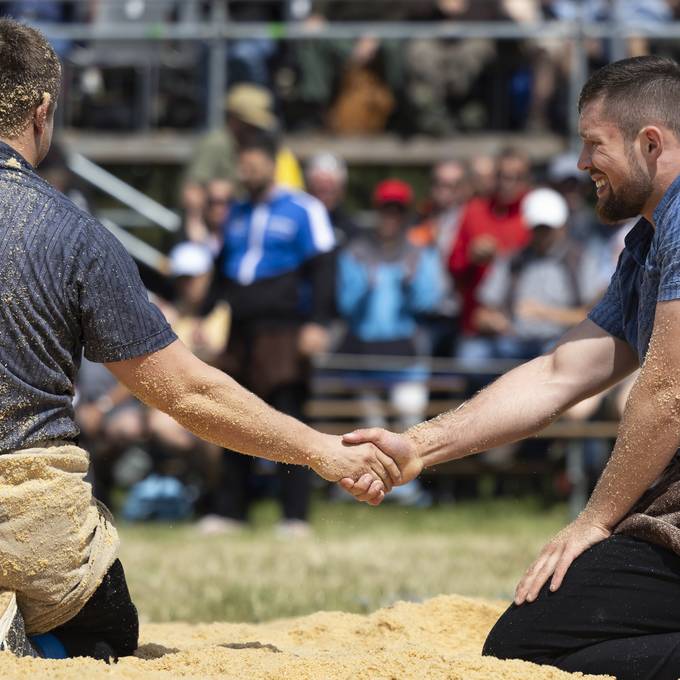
[169,242,214,277]
[521,188,569,229]
[224,84,277,131]
[373,179,413,208]
[306,152,348,181]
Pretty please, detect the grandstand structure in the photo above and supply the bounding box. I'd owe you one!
[18,0,678,164]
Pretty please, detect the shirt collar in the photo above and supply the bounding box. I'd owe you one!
[653,172,680,226]
[0,141,33,173]
[624,218,654,266]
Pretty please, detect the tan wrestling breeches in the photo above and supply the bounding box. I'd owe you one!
[0,444,119,634]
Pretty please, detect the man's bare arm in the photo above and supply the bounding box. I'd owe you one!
[106,340,400,495]
[414,319,637,467]
[513,300,680,603]
[341,319,638,497]
[576,300,680,527]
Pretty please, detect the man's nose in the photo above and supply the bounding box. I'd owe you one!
[577,146,590,172]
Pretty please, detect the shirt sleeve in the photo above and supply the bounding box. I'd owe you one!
[477,258,510,308]
[587,265,626,340]
[75,219,177,363]
[656,207,680,302]
[294,193,336,260]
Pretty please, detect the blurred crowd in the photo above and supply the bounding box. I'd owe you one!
[5,0,680,133]
[46,78,636,528]
[10,0,657,527]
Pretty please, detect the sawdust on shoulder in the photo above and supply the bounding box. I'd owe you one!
[1,594,613,679]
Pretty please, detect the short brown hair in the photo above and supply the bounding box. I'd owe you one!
[0,18,61,138]
[578,56,680,140]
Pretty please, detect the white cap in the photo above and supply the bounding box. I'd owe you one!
[169,242,214,277]
[306,152,348,181]
[522,188,569,229]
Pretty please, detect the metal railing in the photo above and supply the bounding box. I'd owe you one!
[0,0,676,142]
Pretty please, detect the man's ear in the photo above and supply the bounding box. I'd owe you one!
[33,92,52,134]
[639,126,663,163]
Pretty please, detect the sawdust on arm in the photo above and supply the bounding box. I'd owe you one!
[579,299,680,528]
[105,340,395,486]
[408,319,638,469]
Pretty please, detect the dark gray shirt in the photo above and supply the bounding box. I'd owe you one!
[0,142,176,453]
[588,173,680,362]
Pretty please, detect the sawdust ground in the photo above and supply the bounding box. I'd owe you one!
[0,594,613,679]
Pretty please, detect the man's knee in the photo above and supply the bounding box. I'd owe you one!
[482,606,544,663]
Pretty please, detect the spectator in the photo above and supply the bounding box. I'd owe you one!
[469,154,497,198]
[201,178,233,256]
[305,152,359,247]
[337,179,442,431]
[182,84,304,244]
[450,147,532,341]
[462,187,602,363]
[218,1,284,89]
[284,1,411,133]
[409,160,472,356]
[213,134,336,536]
[404,0,505,135]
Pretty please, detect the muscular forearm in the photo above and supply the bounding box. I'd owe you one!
[583,368,680,529]
[114,348,328,471]
[408,354,578,468]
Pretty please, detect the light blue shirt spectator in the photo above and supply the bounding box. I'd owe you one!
[338,239,442,342]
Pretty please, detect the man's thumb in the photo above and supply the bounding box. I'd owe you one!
[342,428,382,445]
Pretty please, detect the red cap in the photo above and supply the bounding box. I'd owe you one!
[373,179,413,208]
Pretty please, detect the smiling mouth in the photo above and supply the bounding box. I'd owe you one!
[593,176,608,196]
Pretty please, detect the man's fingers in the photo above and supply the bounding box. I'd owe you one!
[351,479,385,504]
[368,458,393,493]
[525,550,561,603]
[342,428,383,445]
[350,473,375,496]
[550,551,577,592]
[515,552,550,605]
[339,478,355,491]
[376,450,401,486]
[367,490,385,506]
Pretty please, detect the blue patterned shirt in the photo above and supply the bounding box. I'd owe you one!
[589,174,680,362]
[0,142,176,453]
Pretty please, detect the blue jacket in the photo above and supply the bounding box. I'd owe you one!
[338,238,442,342]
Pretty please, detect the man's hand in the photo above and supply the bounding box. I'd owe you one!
[310,433,403,506]
[514,516,611,605]
[298,323,330,357]
[338,428,424,502]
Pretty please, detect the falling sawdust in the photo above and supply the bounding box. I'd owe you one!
[0,595,613,679]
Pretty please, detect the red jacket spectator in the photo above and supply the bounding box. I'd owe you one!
[449,148,532,334]
[450,193,531,334]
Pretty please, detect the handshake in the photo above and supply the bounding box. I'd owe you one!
[310,428,423,505]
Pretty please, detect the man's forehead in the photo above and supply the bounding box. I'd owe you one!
[578,101,619,138]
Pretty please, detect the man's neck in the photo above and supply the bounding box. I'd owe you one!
[0,135,35,167]
[249,182,276,204]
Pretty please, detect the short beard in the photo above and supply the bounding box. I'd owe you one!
[596,154,652,223]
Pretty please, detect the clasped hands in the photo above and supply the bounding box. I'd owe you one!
[313,428,422,506]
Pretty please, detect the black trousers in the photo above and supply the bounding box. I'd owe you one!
[50,559,138,660]
[483,535,680,680]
